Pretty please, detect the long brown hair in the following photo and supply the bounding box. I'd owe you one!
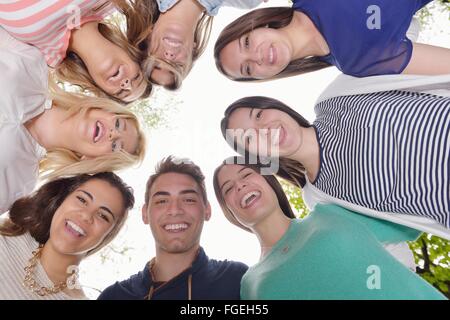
[143,13,213,90]
[0,172,134,256]
[214,7,331,82]
[213,157,296,233]
[221,96,311,188]
[54,0,155,102]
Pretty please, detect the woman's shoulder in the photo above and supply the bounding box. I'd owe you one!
[0,232,38,259]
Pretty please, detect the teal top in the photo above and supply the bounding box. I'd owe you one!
[241,204,446,300]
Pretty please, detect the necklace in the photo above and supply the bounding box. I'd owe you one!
[23,244,74,297]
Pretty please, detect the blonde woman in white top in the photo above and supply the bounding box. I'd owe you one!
[0,27,146,213]
[0,172,134,300]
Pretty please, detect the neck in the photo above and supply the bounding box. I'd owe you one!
[284,11,330,60]
[159,0,203,30]
[252,209,291,260]
[290,126,320,182]
[25,104,74,151]
[39,242,82,286]
[152,244,200,282]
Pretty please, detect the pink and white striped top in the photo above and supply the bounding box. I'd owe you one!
[0,0,115,67]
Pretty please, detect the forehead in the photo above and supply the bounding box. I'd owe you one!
[150,67,175,87]
[123,76,147,103]
[228,107,252,129]
[220,39,241,79]
[150,172,201,195]
[75,179,124,211]
[218,164,252,183]
[123,118,139,155]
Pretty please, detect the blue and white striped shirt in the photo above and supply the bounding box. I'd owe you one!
[313,90,450,228]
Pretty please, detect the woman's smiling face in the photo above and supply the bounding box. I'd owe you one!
[219,27,292,80]
[70,108,139,159]
[217,164,279,229]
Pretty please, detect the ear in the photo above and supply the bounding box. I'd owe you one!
[204,201,212,222]
[142,204,149,225]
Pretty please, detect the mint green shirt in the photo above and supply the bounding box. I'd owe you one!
[241,204,446,300]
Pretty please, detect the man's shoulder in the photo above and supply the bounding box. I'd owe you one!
[204,256,249,276]
[97,267,148,300]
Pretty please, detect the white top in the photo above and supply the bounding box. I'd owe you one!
[0,27,51,214]
[0,231,73,300]
[304,73,450,241]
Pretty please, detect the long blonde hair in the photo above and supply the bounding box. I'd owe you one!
[53,0,155,102]
[40,83,146,181]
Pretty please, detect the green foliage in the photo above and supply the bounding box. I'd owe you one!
[416,0,450,26]
[281,182,450,297]
[128,86,181,130]
[280,180,308,219]
[409,233,450,297]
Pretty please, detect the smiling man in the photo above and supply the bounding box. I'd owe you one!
[98,156,248,300]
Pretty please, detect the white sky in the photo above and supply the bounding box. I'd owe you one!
[80,1,450,298]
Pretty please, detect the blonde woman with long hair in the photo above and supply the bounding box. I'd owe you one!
[0,0,154,102]
[144,0,263,90]
[0,28,146,213]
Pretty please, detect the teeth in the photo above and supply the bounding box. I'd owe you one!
[164,37,182,48]
[240,191,261,208]
[66,220,86,237]
[269,47,273,64]
[164,223,188,231]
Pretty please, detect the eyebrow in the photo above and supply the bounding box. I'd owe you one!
[238,36,245,77]
[249,108,254,119]
[219,167,248,192]
[79,190,115,220]
[152,189,200,198]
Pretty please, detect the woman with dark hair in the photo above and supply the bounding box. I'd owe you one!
[0,172,134,299]
[220,89,450,240]
[214,0,450,82]
[213,158,445,299]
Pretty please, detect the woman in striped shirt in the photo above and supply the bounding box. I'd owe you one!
[0,0,153,102]
[0,172,134,300]
[220,92,450,234]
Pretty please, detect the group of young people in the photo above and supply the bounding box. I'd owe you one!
[0,0,449,300]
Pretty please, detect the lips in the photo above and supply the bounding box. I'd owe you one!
[268,45,276,65]
[65,220,87,238]
[163,36,182,48]
[93,121,105,143]
[240,190,261,209]
[270,125,286,147]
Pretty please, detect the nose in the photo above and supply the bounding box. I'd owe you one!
[246,49,262,66]
[163,44,179,62]
[120,77,131,90]
[236,180,247,192]
[164,49,177,61]
[167,199,184,216]
[108,129,121,141]
[79,209,94,225]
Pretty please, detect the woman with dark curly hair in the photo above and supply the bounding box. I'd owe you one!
[0,172,134,300]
